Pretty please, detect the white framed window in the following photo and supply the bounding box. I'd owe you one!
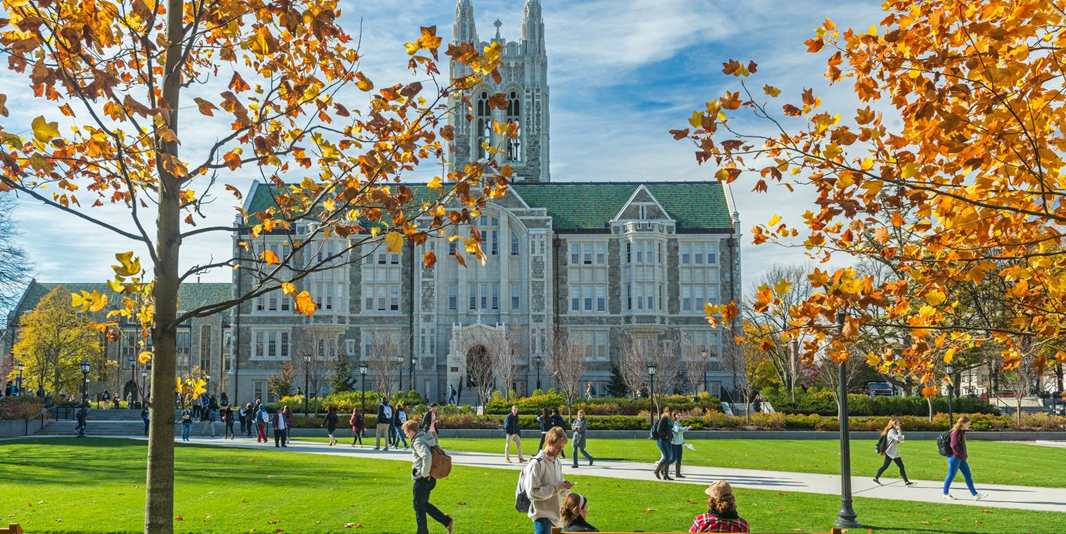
[469,285,477,309]
[346,339,356,356]
[511,284,520,309]
[707,243,717,264]
[681,244,691,265]
[596,286,606,312]
[492,284,500,310]
[511,233,520,256]
[583,244,593,265]
[448,285,458,310]
[570,244,579,264]
[595,243,606,265]
[252,330,291,360]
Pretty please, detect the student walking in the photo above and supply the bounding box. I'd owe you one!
[536,408,550,453]
[222,404,235,439]
[273,406,291,447]
[422,403,439,439]
[671,410,691,478]
[404,420,454,534]
[571,410,593,468]
[447,384,457,405]
[652,406,675,480]
[943,416,987,500]
[375,399,392,451]
[350,409,366,447]
[255,405,268,443]
[525,426,573,534]
[180,408,192,442]
[393,403,409,449]
[238,403,248,435]
[140,406,150,436]
[504,404,525,463]
[325,406,339,446]
[873,417,915,486]
[561,493,599,532]
[201,402,216,437]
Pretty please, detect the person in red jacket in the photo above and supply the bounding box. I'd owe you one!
[274,406,294,447]
[942,416,988,500]
[350,408,366,447]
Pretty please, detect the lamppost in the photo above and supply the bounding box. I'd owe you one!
[80,360,90,405]
[411,356,418,402]
[648,363,657,425]
[397,354,404,392]
[700,350,709,399]
[945,362,955,427]
[304,355,311,414]
[534,356,542,391]
[141,371,148,407]
[359,364,368,415]
[834,311,860,529]
[128,357,136,406]
[15,362,23,395]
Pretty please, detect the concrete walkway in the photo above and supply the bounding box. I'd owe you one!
[153,436,1066,514]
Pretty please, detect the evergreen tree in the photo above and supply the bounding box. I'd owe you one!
[606,364,630,398]
[329,356,355,393]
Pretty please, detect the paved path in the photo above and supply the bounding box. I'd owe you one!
[154,436,1066,514]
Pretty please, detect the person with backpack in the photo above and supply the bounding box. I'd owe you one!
[324,406,339,446]
[942,416,987,500]
[571,410,593,468]
[550,408,567,459]
[376,399,392,451]
[393,403,410,449]
[873,417,914,486]
[403,419,454,534]
[520,426,573,534]
[504,404,525,463]
[422,402,439,439]
[652,406,675,480]
[222,404,236,439]
[351,408,366,447]
[256,404,269,443]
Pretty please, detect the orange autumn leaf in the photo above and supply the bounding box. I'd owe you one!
[295,291,317,316]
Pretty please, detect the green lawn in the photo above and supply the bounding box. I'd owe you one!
[2,438,1063,534]
[298,436,1066,488]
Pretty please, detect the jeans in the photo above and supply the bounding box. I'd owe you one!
[533,518,554,534]
[181,422,191,441]
[275,427,288,447]
[876,456,909,482]
[671,443,683,466]
[413,477,449,534]
[944,456,977,495]
[656,438,673,464]
[225,420,235,438]
[572,444,593,467]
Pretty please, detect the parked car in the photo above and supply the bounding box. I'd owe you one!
[865,381,895,397]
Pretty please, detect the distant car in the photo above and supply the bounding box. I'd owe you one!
[866,381,895,397]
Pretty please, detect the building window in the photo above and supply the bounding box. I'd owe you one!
[506,90,522,161]
[448,285,458,310]
[511,233,520,256]
[694,244,704,265]
[469,285,477,310]
[583,286,593,311]
[595,244,605,265]
[596,286,606,312]
[583,244,593,265]
[570,244,579,264]
[636,242,644,263]
[570,286,580,312]
[492,284,500,310]
[626,242,631,263]
[511,284,520,309]
[481,284,488,309]
[346,339,356,356]
[491,230,499,256]
[627,285,632,310]
[199,325,212,371]
[681,244,691,265]
[639,205,647,219]
[390,286,400,311]
[476,92,490,159]
[707,243,717,264]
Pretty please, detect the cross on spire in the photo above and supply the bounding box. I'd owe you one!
[494,18,502,39]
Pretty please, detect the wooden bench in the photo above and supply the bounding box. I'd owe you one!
[0,524,23,534]
[550,528,842,534]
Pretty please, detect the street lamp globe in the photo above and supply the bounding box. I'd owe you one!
[647,364,657,376]
[80,360,90,374]
[944,362,954,376]
[142,371,148,381]
[16,362,23,373]
[304,356,311,364]
[359,365,368,376]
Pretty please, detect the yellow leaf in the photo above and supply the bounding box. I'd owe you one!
[281,283,296,296]
[295,291,317,316]
[768,214,782,227]
[138,351,153,364]
[32,115,60,142]
[385,231,404,254]
[427,177,443,190]
[944,347,957,364]
[773,279,792,296]
[261,250,280,265]
[866,353,880,366]
[901,162,918,179]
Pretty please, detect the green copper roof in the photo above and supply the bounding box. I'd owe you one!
[244,180,734,232]
[10,281,231,323]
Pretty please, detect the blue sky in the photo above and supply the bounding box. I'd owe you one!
[4,0,886,291]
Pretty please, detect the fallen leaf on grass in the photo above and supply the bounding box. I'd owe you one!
[315,520,322,524]
[345,524,354,529]
[686,499,698,504]
[644,508,656,514]
[176,516,183,521]
[267,520,280,524]
[55,520,62,523]
[273,529,284,533]
[456,501,466,505]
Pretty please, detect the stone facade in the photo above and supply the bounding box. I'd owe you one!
[225,1,743,404]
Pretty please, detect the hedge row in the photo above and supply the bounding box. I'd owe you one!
[0,397,45,420]
[287,411,1063,431]
[484,393,722,416]
[763,387,997,416]
[270,390,424,413]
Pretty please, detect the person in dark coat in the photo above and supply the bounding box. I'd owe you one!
[550,408,566,458]
[420,403,439,439]
[503,404,524,463]
[571,410,593,468]
[140,405,150,436]
[536,408,550,453]
[562,493,599,532]
[325,406,339,446]
[350,409,365,447]
[222,404,235,439]
[75,404,88,438]
[653,406,675,480]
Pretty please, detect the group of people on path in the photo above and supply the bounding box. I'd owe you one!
[870,415,987,501]
[178,393,240,441]
[651,406,692,480]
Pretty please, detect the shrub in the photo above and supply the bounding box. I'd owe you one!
[484,393,722,416]
[270,390,423,413]
[763,388,996,416]
[0,397,46,419]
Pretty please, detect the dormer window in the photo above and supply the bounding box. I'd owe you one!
[639,205,647,219]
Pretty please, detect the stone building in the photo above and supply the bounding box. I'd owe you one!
[228,0,743,404]
[2,280,231,400]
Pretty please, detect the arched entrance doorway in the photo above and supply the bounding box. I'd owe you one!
[466,345,489,387]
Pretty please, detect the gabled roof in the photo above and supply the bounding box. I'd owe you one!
[243,180,734,232]
[9,280,232,324]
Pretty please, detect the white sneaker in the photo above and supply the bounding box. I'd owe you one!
[974,493,988,501]
[943,493,957,500]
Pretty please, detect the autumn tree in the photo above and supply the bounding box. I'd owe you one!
[685,1,1066,400]
[0,0,511,529]
[290,324,333,404]
[744,264,815,397]
[492,326,526,400]
[544,329,588,422]
[366,331,404,401]
[267,361,296,399]
[13,286,107,399]
[681,335,711,397]
[619,333,680,418]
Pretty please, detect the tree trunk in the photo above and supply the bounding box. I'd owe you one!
[145,1,185,532]
[926,396,933,423]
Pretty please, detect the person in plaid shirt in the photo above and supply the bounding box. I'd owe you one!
[689,480,750,533]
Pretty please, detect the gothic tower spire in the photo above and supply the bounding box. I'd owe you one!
[523,0,545,56]
[454,0,478,45]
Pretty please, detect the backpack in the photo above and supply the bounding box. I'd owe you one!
[875,434,888,455]
[649,418,661,440]
[936,430,954,457]
[514,457,542,513]
[429,445,452,479]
